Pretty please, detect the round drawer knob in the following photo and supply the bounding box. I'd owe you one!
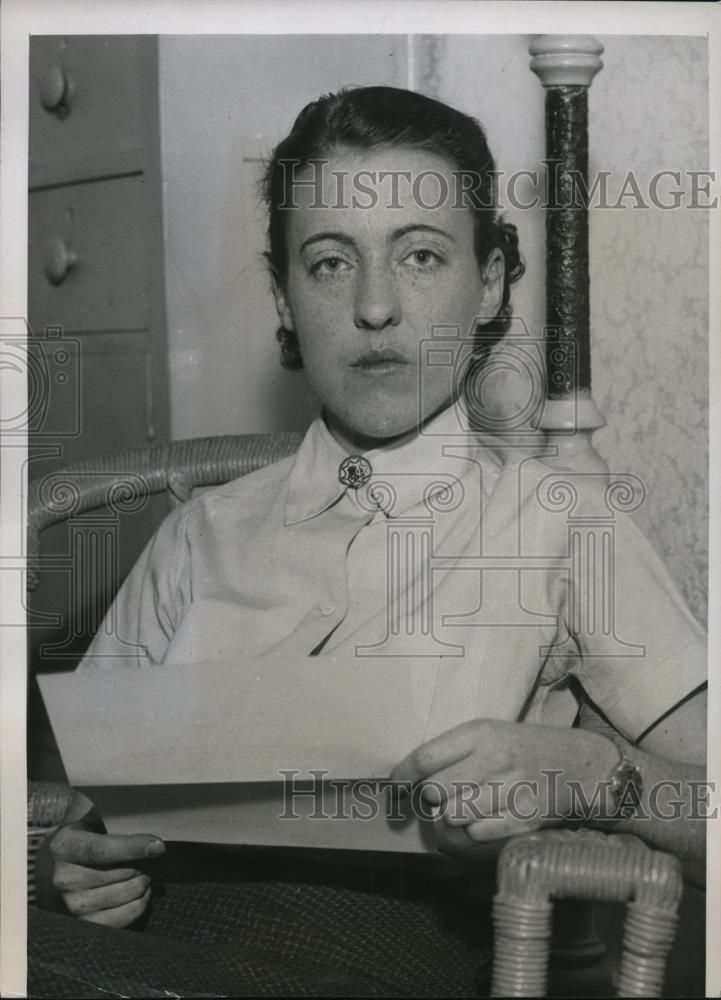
[39,65,74,118]
[44,238,78,286]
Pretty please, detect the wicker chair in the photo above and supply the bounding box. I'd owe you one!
[27,434,684,998]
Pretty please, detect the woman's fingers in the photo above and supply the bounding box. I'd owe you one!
[52,860,141,893]
[443,781,508,825]
[51,823,165,868]
[410,756,513,820]
[63,873,151,918]
[465,809,541,842]
[390,721,480,785]
[82,886,152,929]
[434,809,541,856]
[443,775,544,828]
[49,824,164,920]
[434,821,509,860]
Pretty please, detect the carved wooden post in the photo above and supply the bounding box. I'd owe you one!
[529,35,607,473]
[527,36,609,979]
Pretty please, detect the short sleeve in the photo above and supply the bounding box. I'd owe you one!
[79,503,193,670]
[546,504,706,742]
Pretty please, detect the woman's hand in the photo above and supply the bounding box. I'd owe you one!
[391,696,708,884]
[44,791,165,927]
[390,718,619,847]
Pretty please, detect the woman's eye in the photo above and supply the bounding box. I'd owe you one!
[405,248,441,267]
[311,256,351,277]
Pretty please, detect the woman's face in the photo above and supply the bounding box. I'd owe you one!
[273,145,504,452]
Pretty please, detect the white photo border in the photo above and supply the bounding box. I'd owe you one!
[1,1,719,996]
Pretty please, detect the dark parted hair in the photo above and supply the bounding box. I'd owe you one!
[261,85,524,370]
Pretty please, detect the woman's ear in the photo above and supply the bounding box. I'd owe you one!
[478,248,505,320]
[271,273,295,332]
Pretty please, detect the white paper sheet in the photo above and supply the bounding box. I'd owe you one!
[39,652,478,852]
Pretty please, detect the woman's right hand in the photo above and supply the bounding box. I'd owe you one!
[45,791,165,928]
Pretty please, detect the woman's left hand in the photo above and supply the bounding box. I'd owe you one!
[389,718,619,851]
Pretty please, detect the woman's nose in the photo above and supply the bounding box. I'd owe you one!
[353,265,401,330]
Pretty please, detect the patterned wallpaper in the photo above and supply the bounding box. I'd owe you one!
[590,36,709,627]
[420,34,709,625]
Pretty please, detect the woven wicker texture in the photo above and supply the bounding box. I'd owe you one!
[28,782,75,828]
[27,433,303,592]
[28,783,76,905]
[490,829,682,998]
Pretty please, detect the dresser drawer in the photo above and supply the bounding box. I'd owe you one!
[29,36,147,177]
[29,175,149,335]
[29,330,159,465]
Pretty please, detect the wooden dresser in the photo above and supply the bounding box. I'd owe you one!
[28,35,170,778]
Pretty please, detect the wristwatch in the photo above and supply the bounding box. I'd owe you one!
[606,748,643,822]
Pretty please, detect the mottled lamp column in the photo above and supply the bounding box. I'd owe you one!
[529,35,608,474]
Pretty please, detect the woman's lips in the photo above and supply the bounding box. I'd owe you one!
[350,350,410,375]
[355,361,407,375]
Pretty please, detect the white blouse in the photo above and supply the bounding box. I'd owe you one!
[82,403,706,745]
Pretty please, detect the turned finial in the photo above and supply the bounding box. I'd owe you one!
[529,35,604,89]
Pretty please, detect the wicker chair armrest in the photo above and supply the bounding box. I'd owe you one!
[26,433,303,592]
[27,782,76,905]
[28,781,75,828]
[491,827,682,998]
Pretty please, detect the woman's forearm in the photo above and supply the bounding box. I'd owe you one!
[392,704,708,886]
[581,735,707,886]
[576,701,707,886]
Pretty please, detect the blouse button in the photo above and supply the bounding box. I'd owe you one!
[319,605,335,617]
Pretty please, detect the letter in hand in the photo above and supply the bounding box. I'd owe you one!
[43,791,165,928]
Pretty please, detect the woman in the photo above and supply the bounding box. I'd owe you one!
[35,86,707,996]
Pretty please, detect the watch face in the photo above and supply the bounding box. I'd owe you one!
[612,760,643,818]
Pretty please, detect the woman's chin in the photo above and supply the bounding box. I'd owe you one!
[352,408,421,440]
[325,406,422,452]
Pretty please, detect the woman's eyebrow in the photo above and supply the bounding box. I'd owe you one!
[391,223,455,243]
[299,224,455,254]
[299,231,356,253]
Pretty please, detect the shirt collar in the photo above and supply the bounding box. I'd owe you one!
[284,403,505,527]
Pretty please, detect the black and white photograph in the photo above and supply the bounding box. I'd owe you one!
[0,2,719,997]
